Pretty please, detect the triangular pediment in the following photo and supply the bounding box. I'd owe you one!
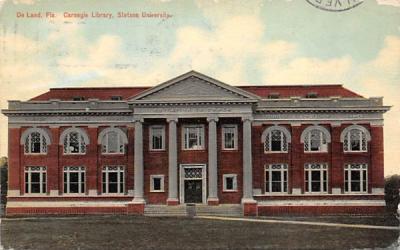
[130,71,259,102]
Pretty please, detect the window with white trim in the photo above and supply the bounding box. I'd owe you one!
[265,164,288,193]
[150,175,164,192]
[222,125,237,150]
[25,166,46,194]
[101,131,125,154]
[265,130,288,152]
[183,125,204,150]
[63,131,86,154]
[102,166,125,194]
[24,131,48,154]
[304,129,328,152]
[344,129,368,152]
[305,163,328,193]
[150,126,165,151]
[344,164,367,193]
[223,174,237,192]
[63,166,85,194]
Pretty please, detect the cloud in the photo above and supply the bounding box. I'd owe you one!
[376,0,400,7]
[0,7,399,176]
[12,0,36,5]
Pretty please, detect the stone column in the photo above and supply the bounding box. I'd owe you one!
[167,117,179,205]
[207,116,219,205]
[133,117,145,204]
[242,116,255,203]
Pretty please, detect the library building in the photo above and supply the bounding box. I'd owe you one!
[2,71,390,216]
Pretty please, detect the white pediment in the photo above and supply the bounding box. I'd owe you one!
[130,71,259,102]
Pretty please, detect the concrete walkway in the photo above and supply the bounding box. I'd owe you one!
[196,216,400,231]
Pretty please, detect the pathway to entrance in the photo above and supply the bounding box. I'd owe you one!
[196,215,400,231]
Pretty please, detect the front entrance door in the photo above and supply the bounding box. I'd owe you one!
[180,165,206,204]
[184,180,202,203]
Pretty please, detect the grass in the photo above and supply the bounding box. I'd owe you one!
[0,215,399,249]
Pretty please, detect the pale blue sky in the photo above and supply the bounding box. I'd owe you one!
[0,0,399,175]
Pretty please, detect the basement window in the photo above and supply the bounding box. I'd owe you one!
[267,93,280,99]
[72,96,85,101]
[111,96,123,101]
[305,92,318,98]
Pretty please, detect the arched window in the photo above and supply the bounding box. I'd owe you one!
[98,127,128,154]
[60,128,90,154]
[262,126,291,153]
[20,128,51,154]
[340,125,371,152]
[301,126,331,152]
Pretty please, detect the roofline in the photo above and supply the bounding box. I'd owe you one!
[128,70,261,101]
[238,84,344,88]
[49,86,150,90]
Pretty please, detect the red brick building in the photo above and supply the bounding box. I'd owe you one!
[1,71,390,216]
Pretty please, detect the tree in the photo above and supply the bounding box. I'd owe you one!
[384,174,400,213]
[0,157,8,206]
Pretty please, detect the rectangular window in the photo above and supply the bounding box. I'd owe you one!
[102,166,125,194]
[265,164,288,193]
[150,126,165,151]
[344,164,368,193]
[25,166,46,194]
[150,175,165,192]
[304,163,328,193]
[222,125,238,150]
[183,125,204,150]
[223,174,237,192]
[63,166,85,194]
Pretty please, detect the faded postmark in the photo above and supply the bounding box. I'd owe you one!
[306,0,364,12]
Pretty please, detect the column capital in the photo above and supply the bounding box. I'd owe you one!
[241,115,253,123]
[132,116,144,123]
[167,117,179,123]
[207,116,219,123]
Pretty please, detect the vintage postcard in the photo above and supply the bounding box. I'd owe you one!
[0,0,399,249]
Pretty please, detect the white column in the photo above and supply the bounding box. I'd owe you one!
[242,116,255,203]
[133,117,145,204]
[207,116,219,204]
[167,117,179,204]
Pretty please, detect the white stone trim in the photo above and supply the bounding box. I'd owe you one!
[179,164,207,204]
[221,124,238,150]
[332,188,342,194]
[222,174,238,192]
[149,125,166,151]
[97,127,128,145]
[20,127,52,145]
[50,190,59,196]
[150,175,165,192]
[340,124,371,142]
[102,166,125,194]
[7,190,21,196]
[300,125,331,143]
[6,201,128,208]
[292,188,302,195]
[181,124,205,150]
[88,189,98,196]
[344,164,368,193]
[261,125,292,143]
[257,199,385,206]
[372,188,384,194]
[264,164,289,194]
[59,127,90,145]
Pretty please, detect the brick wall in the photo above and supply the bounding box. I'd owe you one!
[8,121,384,206]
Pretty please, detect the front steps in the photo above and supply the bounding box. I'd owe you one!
[144,204,242,217]
[195,204,242,217]
[144,205,188,217]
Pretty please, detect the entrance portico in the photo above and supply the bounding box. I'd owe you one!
[129,71,259,207]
